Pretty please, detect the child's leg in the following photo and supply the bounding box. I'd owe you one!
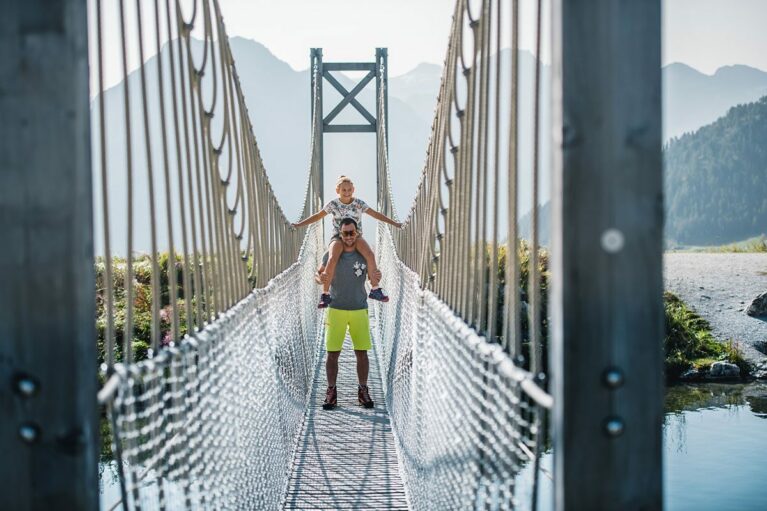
[322,240,344,293]
[355,237,380,288]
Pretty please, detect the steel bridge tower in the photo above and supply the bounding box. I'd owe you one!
[310,48,388,206]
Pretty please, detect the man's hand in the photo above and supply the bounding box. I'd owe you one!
[318,272,330,285]
[372,269,382,282]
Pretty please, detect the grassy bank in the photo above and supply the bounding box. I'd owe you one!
[668,234,767,253]
[664,291,750,381]
[94,249,747,382]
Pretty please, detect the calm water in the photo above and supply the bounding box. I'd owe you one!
[100,383,767,509]
[664,382,767,511]
[516,383,767,511]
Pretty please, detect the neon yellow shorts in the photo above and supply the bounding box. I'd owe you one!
[325,308,372,352]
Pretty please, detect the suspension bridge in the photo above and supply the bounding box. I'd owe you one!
[2,0,664,510]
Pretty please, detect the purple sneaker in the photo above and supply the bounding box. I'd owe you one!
[318,293,332,309]
[368,288,389,303]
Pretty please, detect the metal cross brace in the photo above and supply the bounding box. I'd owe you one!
[322,64,377,132]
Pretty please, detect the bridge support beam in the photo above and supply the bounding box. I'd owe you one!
[551,1,663,509]
[310,48,387,213]
[0,1,98,509]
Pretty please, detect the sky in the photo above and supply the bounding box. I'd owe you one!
[217,0,767,76]
[89,0,767,95]
[662,0,767,74]
[217,0,549,76]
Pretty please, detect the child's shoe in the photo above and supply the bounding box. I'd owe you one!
[368,288,389,303]
[318,293,332,309]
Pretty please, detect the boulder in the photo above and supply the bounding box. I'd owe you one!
[746,292,767,317]
[754,360,767,380]
[680,368,703,381]
[709,361,741,379]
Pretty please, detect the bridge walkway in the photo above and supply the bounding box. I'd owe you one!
[283,326,409,510]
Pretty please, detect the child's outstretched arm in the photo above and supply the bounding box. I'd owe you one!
[365,208,403,229]
[292,210,327,228]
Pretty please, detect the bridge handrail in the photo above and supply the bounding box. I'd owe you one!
[93,0,322,368]
[376,0,545,366]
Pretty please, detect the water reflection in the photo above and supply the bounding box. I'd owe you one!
[664,382,767,511]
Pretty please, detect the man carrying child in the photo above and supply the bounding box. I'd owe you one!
[316,217,378,410]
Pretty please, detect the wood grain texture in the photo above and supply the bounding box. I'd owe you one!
[550,0,664,509]
[0,1,98,509]
[283,335,410,510]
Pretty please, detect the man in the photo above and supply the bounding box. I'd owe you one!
[316,217,379,410]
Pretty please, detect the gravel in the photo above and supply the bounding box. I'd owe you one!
[664,253,767,362]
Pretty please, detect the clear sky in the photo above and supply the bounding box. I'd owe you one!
[217,0,767,76]
[662,0,767,74]
[218,0,552,75]
[89,0,767,94]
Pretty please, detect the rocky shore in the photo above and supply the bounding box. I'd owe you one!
[664,253,767,379]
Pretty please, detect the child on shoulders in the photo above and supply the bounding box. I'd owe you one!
[292,175,401,308]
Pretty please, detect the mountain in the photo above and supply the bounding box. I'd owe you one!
[663,63,767,139]
[519,202,551,247]
[228,37,430,221]
[91,38,431,254]
[92,38,551,254]
[92,35,767,255]
[388,62,443,124]
[664,96,767,245]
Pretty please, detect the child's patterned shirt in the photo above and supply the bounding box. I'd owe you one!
[323,198,370,236]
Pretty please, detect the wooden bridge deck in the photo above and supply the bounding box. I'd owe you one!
[283,333,409,510]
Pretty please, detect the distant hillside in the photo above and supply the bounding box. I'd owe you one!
[663,63,767,140]
[664,96,767,246]
[518,202,551,247]
[93,38,767,254]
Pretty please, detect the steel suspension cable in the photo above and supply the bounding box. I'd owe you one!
[93,0,325,507]
[374,0,553,506]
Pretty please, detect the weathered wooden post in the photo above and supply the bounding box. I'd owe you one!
[550,0,664,509]
[0,1,98,509]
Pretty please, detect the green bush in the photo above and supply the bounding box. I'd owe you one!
[95,253,196,366]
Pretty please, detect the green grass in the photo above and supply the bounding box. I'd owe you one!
[664,291,751,380]
[669,234,767,253]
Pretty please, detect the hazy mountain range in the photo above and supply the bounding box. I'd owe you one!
[664,96,767,245]
[92,37,767,252]
[663,63,767,140]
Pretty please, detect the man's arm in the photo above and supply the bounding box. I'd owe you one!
[364,208,402,229]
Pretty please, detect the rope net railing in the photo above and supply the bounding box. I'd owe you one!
[102,226,322,509]
[373,229,552,510]
[374,0,553,508]
[91,0,323,507]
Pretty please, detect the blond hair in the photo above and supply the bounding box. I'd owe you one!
[335,175,353,188]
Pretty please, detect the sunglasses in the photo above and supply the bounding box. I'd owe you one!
[340,230,356,237]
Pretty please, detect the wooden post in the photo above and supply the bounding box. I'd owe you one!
[0,1,98,509]
[550,0,664,509]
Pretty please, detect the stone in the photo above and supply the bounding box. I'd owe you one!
[754,359,767,380]
[680,369,702,381]
[709,361,740,379]
[746,292,767,317]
